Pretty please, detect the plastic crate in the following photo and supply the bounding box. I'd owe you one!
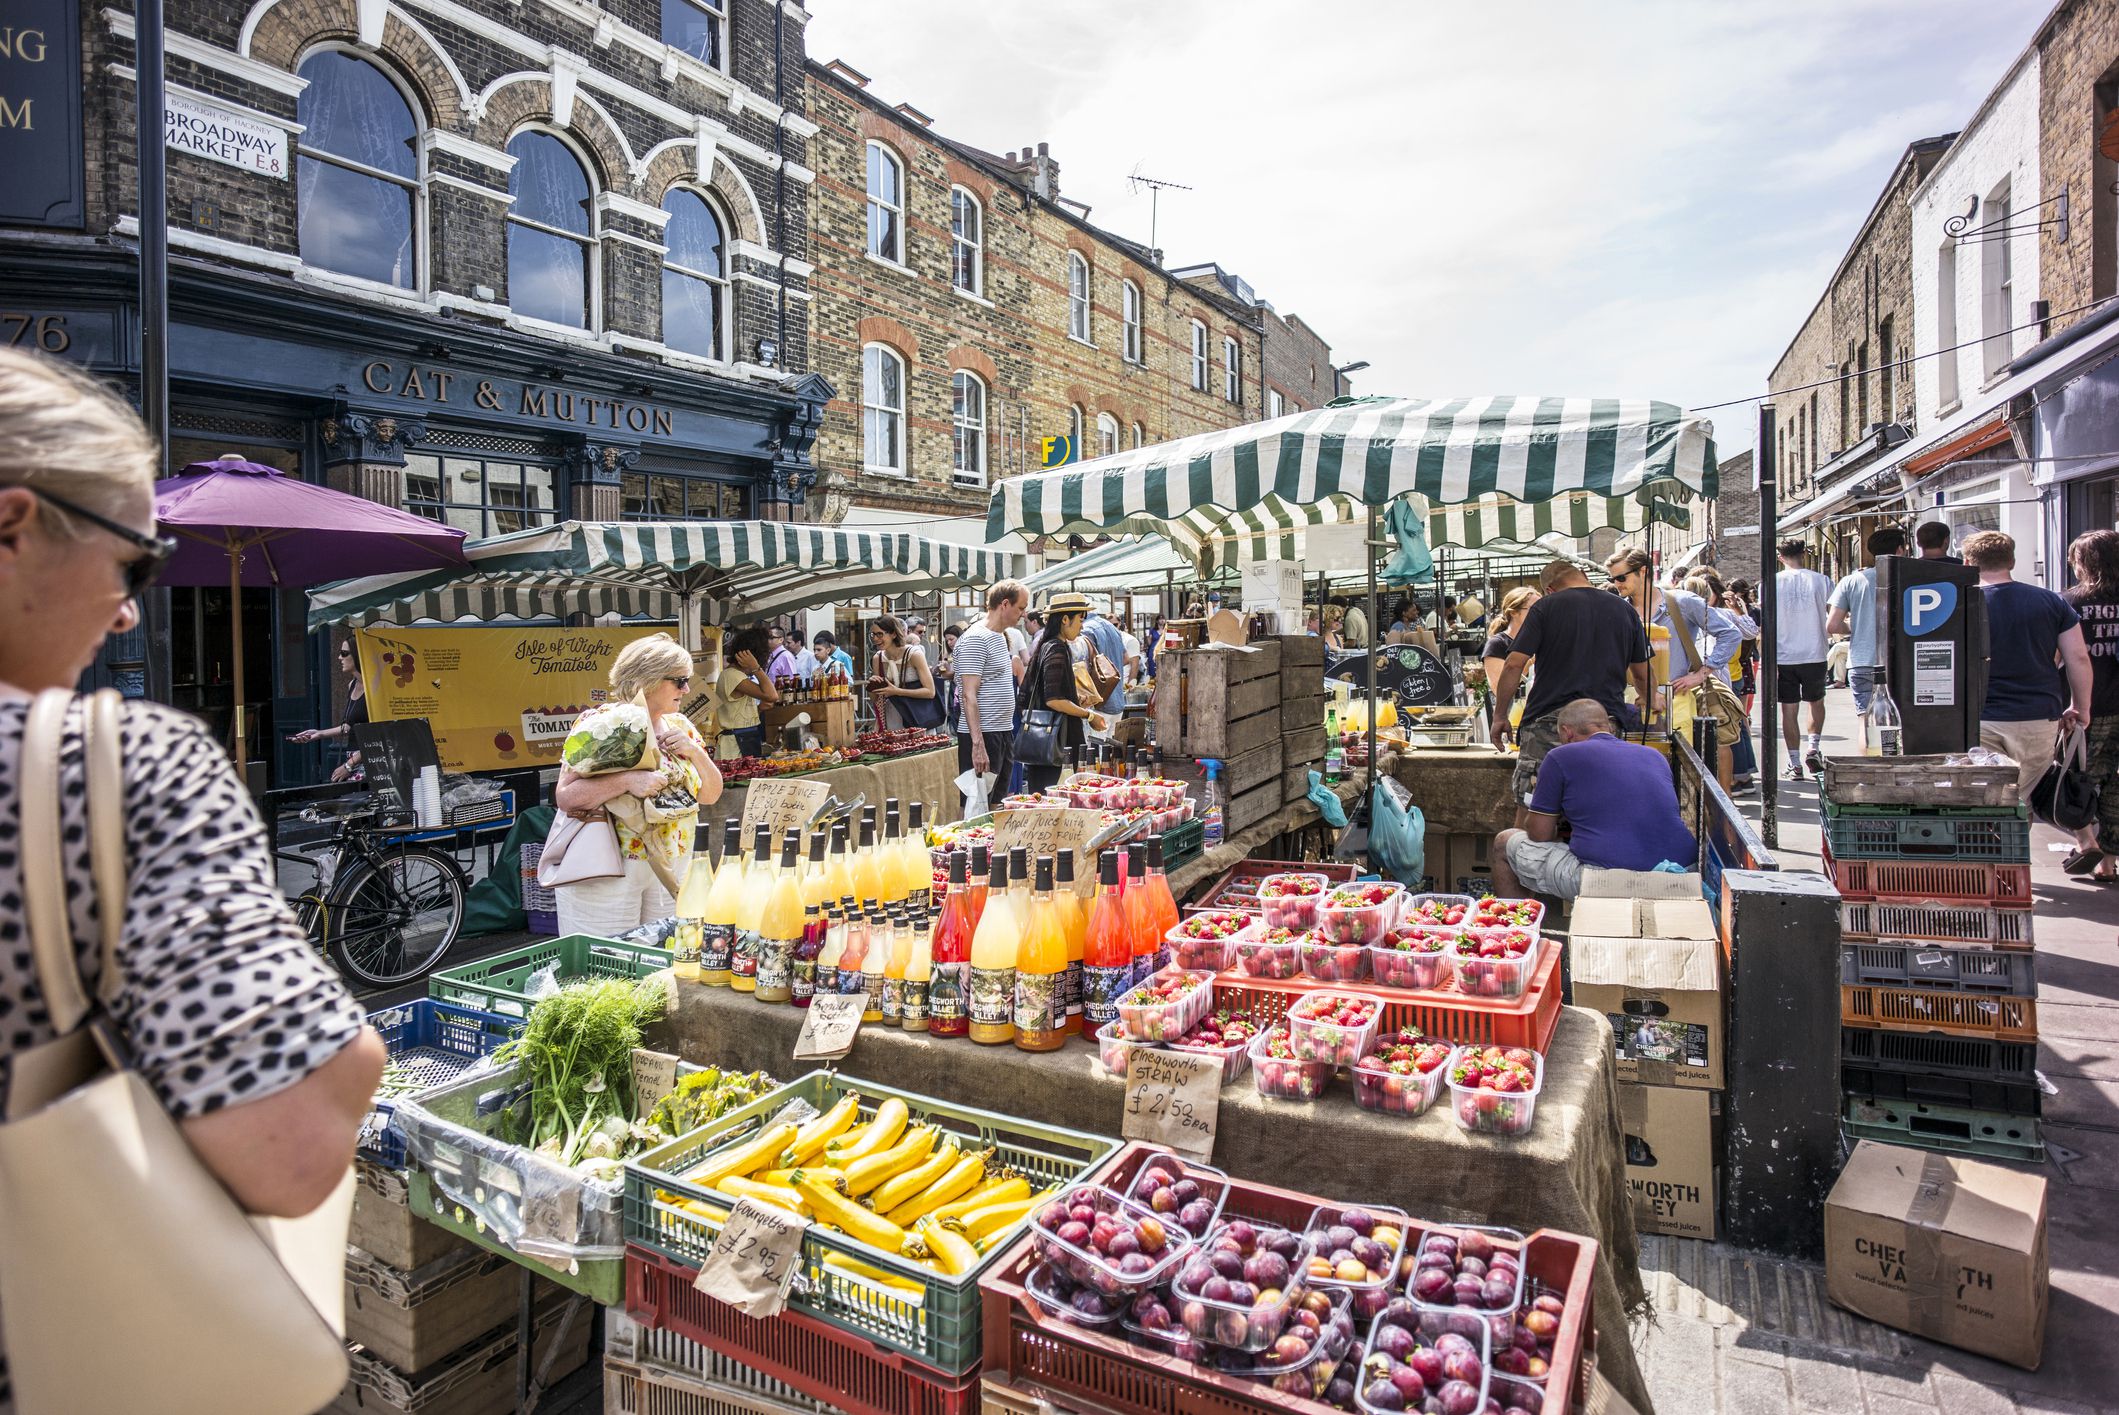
[406,1167,624,1307]
[626,1245,980,1415]
[605,1308,831,1414]
[1183,859,1360,915]
[1824,850,2032,906]
[1160,817,1208,872]
[520,842,557,937]
[1841,1062,2043,1116]
[336,1288,592,1415]
[1842,1097,2045,1164]
[1820,755,2019,807]
[1838,900,2032,950]
[427,933,675,1017]
[1210,944,1562,1052]
[977,1142,1596,1415]
[1841,985,2037,1041]
[1821,803,2030,863]
[623,1071,1122,1375]
[362,999,519,1168]
[1840,1025,2037,1082]
[1838,943,2038,994]
[604,1356,827,1415]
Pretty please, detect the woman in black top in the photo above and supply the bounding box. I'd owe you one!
[289,640,370,782]
[2063,531,2119,879]
[1022,593,1109,794]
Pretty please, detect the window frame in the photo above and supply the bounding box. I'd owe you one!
[1982,183,2013,381]
[293,45,425,292]
[403,450,559,538]
[1266,388,1284,420]
[951,369,988,488]
[1189,319,1208,391]
[1121,279,1143,363]
[504,126,600,332]
[621,467,749,522]
[660,0,728,73]
[1095,411,1120,459]
[866,140,906,264]
[1937,239,1961,408]
[862,342,908,476]
[1223,335,1242,403]
[950,186,983,295]
[660,184,731,362]
[1069,403,1085,455]
[1068,252,1093,343]
[1130,421,1145,449]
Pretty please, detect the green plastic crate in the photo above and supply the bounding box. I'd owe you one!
[623,1071,1122,1375]
[406,1167,623,1306]
[427,933,674,1017]
[1842,1096,2044,1164]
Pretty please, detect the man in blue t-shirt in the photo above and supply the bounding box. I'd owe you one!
[1966,531,2092,803]
[1491,699,1698,900]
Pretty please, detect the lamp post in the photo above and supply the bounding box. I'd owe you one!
[1332,360,1369,400]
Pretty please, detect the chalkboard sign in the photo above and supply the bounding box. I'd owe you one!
[352,719,441,821]
[1327,645,1459,709]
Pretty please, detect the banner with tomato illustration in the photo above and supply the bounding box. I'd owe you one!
[354,624,675,773]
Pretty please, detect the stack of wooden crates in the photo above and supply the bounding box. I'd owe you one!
[1155,636,1325,835]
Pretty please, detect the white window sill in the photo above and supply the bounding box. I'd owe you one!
[509,311,604,345]
[863,250,914,277]
[952,284,994,309]
[951,475,987,490]
[1068,333,1097,350]
[1935,399,1962,420]
[862,465,909,478]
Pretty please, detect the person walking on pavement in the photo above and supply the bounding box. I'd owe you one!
[1606,549,1742,700]
[1774,539,1835,778]
[1916,521,1960,562]
[2062,530,2119,879]
[954,580,1029,794]
[1827,526,1907,751]
[1964,531,2092,806]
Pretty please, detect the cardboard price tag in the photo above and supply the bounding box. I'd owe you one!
[739,778,833,848]
[1122,1048,1221,1159]
[994,807,1104,897]
[692,1196,807,1317]
[794,994,865,1060]
[631,1048,681,1118]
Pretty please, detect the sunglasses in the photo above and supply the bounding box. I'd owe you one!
[665,675,692,690]
[30,486,175,599]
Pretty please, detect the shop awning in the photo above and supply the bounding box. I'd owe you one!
[308,519,1026,630]
[986,394,1717,567]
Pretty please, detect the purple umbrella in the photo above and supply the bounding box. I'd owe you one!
[155,454,467,770]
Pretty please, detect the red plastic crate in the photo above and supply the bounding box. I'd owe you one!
[1211,944,1562,1052]
[626,1244,979,1415]
[978,1143,1597,1415]
[1824,847,2032,905]
[1183,859,1360,915]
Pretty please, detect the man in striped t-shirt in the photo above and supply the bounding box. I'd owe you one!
[955,579,1028,787]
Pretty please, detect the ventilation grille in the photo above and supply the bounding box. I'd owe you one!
[176,413,302,441]
[423,427,546,456]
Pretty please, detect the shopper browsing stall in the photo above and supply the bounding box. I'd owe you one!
[956,580,1028,789]
[1019,592,1110,793]
[867,613,939,731]
[716,625,780,759]
[1606,548,1740,694]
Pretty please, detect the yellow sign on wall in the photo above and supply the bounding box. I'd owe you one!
[354,624,673,772]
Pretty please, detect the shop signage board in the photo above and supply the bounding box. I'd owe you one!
[354,624,672,773]
[0,306,123,364]
[165,91,288,177]
[0,0,85,228]
[631,1048,680,1115]
[994,808,1104,897]
[351,718,441,821]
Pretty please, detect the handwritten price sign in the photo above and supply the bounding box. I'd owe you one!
[794,993,865,1060]
[692,1196,807,1316]
[739,778,833,848]
[994,807,1104,897]
[1122,1048,1221,1159]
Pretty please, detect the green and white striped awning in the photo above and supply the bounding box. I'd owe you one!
[308,519,1025,630]
[988,394,1715,567]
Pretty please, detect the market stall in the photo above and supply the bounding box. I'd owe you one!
[698,742,965,838]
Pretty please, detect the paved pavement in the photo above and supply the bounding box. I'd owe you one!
[1631,686,2119,1415]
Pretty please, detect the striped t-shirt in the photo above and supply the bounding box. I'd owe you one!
[952,623,1017,733]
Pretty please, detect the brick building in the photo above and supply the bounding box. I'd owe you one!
[802,59,1279,528]
[2,0,825,782]
[1170,262,1346,418]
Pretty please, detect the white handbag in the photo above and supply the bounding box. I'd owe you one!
[0,689,353,1415]
[537,807,626,887]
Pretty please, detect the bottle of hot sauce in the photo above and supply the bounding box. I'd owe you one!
[928,853,973,1038]
[1082,852,1131,1030]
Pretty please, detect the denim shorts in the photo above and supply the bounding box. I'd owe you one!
[1850,665,1879,715]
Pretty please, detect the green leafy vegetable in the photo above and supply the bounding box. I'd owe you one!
[496,977,668,1168]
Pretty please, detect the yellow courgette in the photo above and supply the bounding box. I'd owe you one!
[822,1252,927,1297]
[781,1092,862,1168]
[883,1149,990,1227]
[795,1175,909,1254]
[916,1217,980,1277]
[920,1174,1028,1229]
[687,1121,798,1192]
[716,1176,809,1215]
[954,1193,1041,1243]
[841,1125,937,1198]
[826,1097,909,1163]
[868,1142,959,1214]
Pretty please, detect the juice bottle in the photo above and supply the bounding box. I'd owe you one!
[670,850,713,983]
[824,819,855,909]
[800,829,832,912]
[854,811,885,909]
[1083,851,1131,1028]
[858,904,888,1021]
[1014,855,1067,1052]
[834,897,868,999]
[881,908,907,1026]
[967,849,1018,1044]
[1142,836,1181,974]
[1054,848,1086,1035]
[903,802,932,911]
[1124,847,1157,987]
[929,853,972,1038]
[902,915,933,1033]
[755,829,803,1003]
[966,843,992,934]
[792,901,824,1007]
[816,899,846,996]
[696,820,744,988]
[880,802,908,906]
[730,825,772,993]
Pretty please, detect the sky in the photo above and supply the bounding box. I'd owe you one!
[807,0,2050,457]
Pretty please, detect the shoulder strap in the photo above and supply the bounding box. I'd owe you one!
[18,690,131,1036]
[1658,588,1703,675]
[86,689,128,1001]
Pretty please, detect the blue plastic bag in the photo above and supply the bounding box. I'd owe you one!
[1369,776,1427,886]
[1306,770,1349,829]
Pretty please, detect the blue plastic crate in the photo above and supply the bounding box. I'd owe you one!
[362,999,519,1167]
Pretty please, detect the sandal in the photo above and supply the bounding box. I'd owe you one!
[2063,847,2105,875]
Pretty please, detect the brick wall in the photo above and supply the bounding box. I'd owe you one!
[1262,308,1337,413]
[1707,450,1763,578]
[2037,0,2119,337]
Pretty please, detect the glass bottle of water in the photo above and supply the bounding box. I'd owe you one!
[1870,684,1904,757]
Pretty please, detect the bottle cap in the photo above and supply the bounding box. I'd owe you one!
[1035,855,1055,891]
[971,842,990,873]
[948,850,968,884]
[1099,852,1120,886]
[1146,836,1164,869]
[1009,846,1029,879]
[1055,848,1075,883]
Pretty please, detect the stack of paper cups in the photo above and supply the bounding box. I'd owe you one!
[416,765,443,828]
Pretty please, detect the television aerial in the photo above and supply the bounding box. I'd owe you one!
[1127,163,1193,259]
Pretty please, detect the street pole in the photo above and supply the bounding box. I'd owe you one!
[138,0,173,706]
[1758,403,1779,850]
[1366,503,1379,832]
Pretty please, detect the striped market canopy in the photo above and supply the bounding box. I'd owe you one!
[987,394,1715,567]
[308,519,1024,630]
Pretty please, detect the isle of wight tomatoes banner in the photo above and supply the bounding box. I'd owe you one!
[354,624,674,773]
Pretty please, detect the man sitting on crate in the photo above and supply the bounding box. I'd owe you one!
[1490,699,1697,902]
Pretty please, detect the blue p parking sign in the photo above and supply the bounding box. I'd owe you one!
[1902,582,1958,637]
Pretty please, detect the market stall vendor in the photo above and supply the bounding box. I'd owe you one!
[1492,699,1696,901]
[716,625,780,758]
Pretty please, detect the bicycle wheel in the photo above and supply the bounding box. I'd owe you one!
[326,847,465,988]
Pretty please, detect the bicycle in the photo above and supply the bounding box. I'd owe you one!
[277,799,467,990]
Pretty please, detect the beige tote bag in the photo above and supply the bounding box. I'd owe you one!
[0,689,353,1415]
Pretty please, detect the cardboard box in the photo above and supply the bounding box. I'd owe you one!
[1619,1083,1718,1240]
[1825,1140,2048,1369]
[1579,867,1705,900]
[1572,897,1724,1089]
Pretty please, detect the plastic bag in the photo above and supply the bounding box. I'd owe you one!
[1306,770,1349,829]
[957,766,994,819]
[1368,776,1427,886]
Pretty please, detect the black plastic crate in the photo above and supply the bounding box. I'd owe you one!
[1842,1062,2042,1116]
[1838,942,2038,994]
[1840,1025,2037,1082]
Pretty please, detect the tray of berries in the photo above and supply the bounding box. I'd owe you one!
[1168,1218,1311,1352]
[1025,1258,1126,1327]
[1166,1010,1260,1084]
[1405,1224,1527,1348]
[1359,1306,1492,1415]
[1125,1152,1230,1241]
[1219,1285,1359,1400]
[1319,882,1406,946]
[1233,926,1310,980]
[1471,896,1545,935]
[1371,925,1460,992]
[1248,1024,1336,1102]
[1303,1204,1411,1320]
[1258,872,1331,931]
[1452,928,1543,1000]
[1031,1185,1194,1300]
[1116,967,1215,1042]
[1096,1017,1154,1076]
[1286,991,1383,1067]
[1401,893,1474,928]
[1351,1030,1454,1118]
[1167,911,1260,972]
[1446,1046,1544,1138]
[1300,933,1373,984]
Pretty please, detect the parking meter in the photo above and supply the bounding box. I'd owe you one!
[1878,555,1988,753]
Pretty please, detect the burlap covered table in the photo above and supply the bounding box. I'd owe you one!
[657,990,1648,1410]
[698,746,962,841]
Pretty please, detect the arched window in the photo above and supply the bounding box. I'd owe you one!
[295,50,419,288]
[1223,335,1242,403]
[661,187,727,360]
[863,344,906,474]
[1189,319,1208,390]
[1096,412,1120,459]
[1121,280,1143,363]
[1130,421,1145,450]
[950,187,982,294]
[866,141,903,262]
[952,371,986,487]
[507,130,595,329]
[1068,253,1092,341]
[1068,403,1085,455]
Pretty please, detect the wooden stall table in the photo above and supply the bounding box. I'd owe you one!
[698,745,962,840]
[656,990,1650,1412]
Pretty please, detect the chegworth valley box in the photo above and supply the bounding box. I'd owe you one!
[1571,897,1724,1090]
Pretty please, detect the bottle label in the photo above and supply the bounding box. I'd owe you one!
[1082,965,1129,1025]
[837,965,867,996]
[910,888,931,913]
[929,962,968,1026]
[1014,971,1060,1034]
[901,979,930,1027]
[1063,959,1084,1020]
[815,964,838,997]
[757,934,797,993]
[862,970,887,1016]
[882,977,904,1022]
[670,920,703,968]
[1151,944,1172,977]
[792,956,818,1003]
[731,927,761,981]
[968,966,1016,1026]
[700,922,736,974]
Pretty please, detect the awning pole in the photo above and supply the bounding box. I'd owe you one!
[1759,403,1780,850]
[1366,503,1379,835]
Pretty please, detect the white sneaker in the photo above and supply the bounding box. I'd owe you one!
[1785,759,1805,781]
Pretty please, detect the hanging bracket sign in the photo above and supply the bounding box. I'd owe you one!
[1122,1047,1221,1159]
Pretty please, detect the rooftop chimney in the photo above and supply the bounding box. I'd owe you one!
[1029,141,1060,200]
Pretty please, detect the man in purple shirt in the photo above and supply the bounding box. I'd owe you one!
[1492,699,1698,900]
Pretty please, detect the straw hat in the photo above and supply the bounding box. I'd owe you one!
[1042,591,1094,617]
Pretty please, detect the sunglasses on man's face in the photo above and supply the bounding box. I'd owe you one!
[30,485,175,599]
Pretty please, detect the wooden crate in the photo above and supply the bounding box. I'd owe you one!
[1226,778,1283,835]
[1155,644,1284,758]
[1272,633,1326,669]
[1220,738,1284,795]
[1282,724,1326,766]
[343,1245,534,1379]
[1820,755,2017,808]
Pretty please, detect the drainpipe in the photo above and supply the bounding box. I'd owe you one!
[773,2,789,370]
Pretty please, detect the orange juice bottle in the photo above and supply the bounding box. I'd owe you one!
[858,902,887,1022]
[1014,855,1067,1052]
[967,848,1018,1044]
[800,829,832,912]
[755,830,803,1004]
[929,853,973,1039]
[1124,847,1157,987]
[882,908,909,1026]
[902,915,933,1032]
[902,802,932,911]
[695,820,744,988]
[880,802,909,906]
[824,820,855,909]
[1083,852,1131,1028]
[1054,849,1087,1035]
[730,825,772,993]
[854,811,885,909]
[966,844,992,934]
[1142,836,1181,973]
